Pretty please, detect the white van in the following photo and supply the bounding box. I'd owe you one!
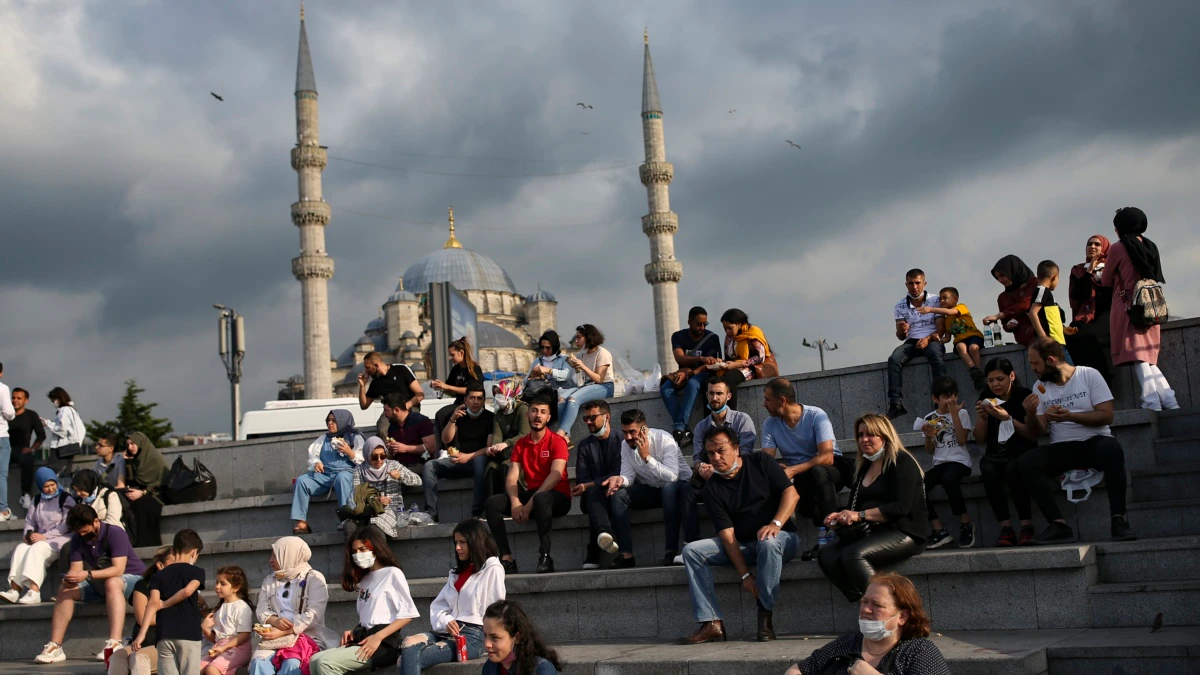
[239,396,455,440]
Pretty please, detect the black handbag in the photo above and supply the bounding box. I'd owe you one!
[55,443,84,460]
[834,472,872,545]
[163,457,217,505]
[351,623,403,670]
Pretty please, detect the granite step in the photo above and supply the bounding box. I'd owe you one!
[1044,626,1200,674]
[1157,408,1200,439]
[1128,463,1200,503]
[1154,435,1200,466]
[1095,535,1200,584]
[1086,579,1200,628]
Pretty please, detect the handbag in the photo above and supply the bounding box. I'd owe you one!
[834,472,872,545]
[1123,279,1168,328]
[258,572,315,650]
[55,443,84,460]
[163,457,218,505]
[752,353,780,380]
[350,623,403,668]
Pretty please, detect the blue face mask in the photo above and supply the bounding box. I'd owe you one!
[82,491,98,505]
[466,406,484,419]
[708,402,729,415]
[41,487,59,500]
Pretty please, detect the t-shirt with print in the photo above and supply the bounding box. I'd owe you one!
[149,562,206,641]
[1032,286,1067,345]
[1036,365,1113,444]
[366,364,419,404]
[575,346,614,384]
[512,432,571,497]
[356,567,420,629]
[448,408,494,454]
[445,363,484,405]
[947,303,984,343]
[212,598,254,641]
[670,329,721,361]
[894,293,941,340]
[69,523,147,576]
[762,406,841,466]
[913,409,974,468]
[387,411,435,467]
[702,451,797,543]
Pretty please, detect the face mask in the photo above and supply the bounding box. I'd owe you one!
[41,489,59,500]
[859,615,897,641]
[352,551,376,569]
[712,459,740,476]
[863,447,886,463]
[908,290,924,300]
[591,421,608,438]
[82,491,98,505]
[708,402,729,415]
[493,396,514,414]
[466,406,484,418]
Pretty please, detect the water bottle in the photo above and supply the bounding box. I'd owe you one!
[817,527,829,547]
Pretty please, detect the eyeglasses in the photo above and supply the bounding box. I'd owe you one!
[370,453,387,460]
[693,321,708,328]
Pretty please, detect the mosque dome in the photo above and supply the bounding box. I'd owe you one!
[526,288,557,303]
[477,321,528,349]
[401,207,518,294]
[365,317,385,333]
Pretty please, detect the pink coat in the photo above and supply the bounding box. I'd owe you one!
[1101,239,1161,366]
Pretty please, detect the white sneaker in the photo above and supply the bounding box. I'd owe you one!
[19,494,33,510]
[673,554,684,565]
[0,511,13,522]
[96,639,122,661]
[0,589,19,603]
[35,642,66,664]
[597,532,618,554]
[18,590,41,605]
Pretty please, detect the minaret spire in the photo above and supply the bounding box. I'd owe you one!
[638,32,682,371]
[291,5,334,399]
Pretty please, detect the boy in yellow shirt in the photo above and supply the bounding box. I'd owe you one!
[918,287,986,391]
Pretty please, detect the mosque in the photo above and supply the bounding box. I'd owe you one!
[285,7,680,399]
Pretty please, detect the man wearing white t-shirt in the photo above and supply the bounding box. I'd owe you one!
[1020,338,1136,545]
[887,269,947,420]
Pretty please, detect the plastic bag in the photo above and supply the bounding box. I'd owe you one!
[643,364,662,393]
[163,457,217,505]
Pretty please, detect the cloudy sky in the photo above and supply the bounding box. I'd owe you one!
[2,0,1198,434]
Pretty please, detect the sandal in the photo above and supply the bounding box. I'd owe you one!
[292,522,312,535]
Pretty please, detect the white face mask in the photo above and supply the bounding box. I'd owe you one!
[591,421,608,438]
[352,551,376,569]
[712,458,740,476]
[859,614,898,641]
[863,447,886,462]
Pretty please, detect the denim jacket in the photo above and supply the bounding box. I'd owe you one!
[524,354,573,390]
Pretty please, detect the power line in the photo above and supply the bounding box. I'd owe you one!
[334,147,630,164]
[328,155,633,178]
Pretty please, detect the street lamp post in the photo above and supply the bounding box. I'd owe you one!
[802,337,839,371]
[213,304,245,439]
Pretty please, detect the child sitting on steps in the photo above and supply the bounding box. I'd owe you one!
[916,376,977,549]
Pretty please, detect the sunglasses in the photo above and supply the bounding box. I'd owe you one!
[581,414,605,423]
[693,321,709,328]
[370,453,387,460]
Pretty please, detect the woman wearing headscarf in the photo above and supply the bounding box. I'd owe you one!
[1102,207,1179,410]
[716,308,775,410]
[1066,234,1114,380]
[338,437,421,537]
[982,256,1040,346]
[248,537,340,675]
[291,409,365,534]
[123,431,167,547]
[1,467,73,605]
[70,469,125,529]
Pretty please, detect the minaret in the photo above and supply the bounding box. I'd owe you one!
[639,30,682,370]
[290,3,334,399]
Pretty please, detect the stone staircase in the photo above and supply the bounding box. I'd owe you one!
[1,322,1199,673]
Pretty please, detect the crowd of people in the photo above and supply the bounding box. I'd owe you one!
[0,206,1180,673]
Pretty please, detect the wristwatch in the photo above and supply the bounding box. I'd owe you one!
[771,519,783,528]
[741,572,752,581]
[858,511,868,522]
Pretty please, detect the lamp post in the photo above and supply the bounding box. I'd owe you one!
[213,304,245,439]
[802,337,839,371]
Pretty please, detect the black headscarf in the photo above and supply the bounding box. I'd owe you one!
[71,469,103,495]
[991,255,1035,292]
[538,330,561,355]
[1113,207,1164,282]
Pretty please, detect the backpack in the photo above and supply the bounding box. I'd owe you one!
[1125,279,1168,328]
[98,486,139,546]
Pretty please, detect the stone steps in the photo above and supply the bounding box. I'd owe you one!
[1154,435,1200,467]
[1087,579,1200,628]
[1095,535,1200,583]
[1157,408,1200,438]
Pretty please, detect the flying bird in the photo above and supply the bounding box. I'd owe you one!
[728,109,737,113]
[1151,612,1163,633]
[580,131,590,135]
[210,92,224,101]
[786,140,801,150]
[576,102,593,109]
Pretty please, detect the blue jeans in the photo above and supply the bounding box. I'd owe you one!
[249,657,303,675]
[682,531,801,622]
[399,624,485,675]
[557,382,614,432]
[612,480,699,554]
[291,469,354,522]
[886,339,947,404]
[660,373,709,432]
[0,437,10,514]
[422,453,488,518]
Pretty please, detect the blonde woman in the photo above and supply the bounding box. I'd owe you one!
[818,413,928,602]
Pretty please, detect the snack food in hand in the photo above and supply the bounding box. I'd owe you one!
[985,398,1002,407]
[447,446,459,457]
[1037,383,1047,394]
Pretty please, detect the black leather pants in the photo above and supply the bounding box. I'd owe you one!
[818,526,925,602]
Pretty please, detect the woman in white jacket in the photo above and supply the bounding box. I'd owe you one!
[398,519,506,674]
[248,537,340,675]
[42,387,85,461]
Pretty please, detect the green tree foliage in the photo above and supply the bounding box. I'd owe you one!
[85,379,174,447]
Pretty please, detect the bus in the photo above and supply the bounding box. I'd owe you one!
[238,396,455,440]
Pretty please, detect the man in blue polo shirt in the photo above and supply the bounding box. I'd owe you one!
[887,268,947,419]
[760,378,853,561]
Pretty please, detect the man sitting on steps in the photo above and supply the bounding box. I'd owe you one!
[1021,337,1137,545]
[691,377,756,481]
[572,400,623,570]
[660,306,723,447]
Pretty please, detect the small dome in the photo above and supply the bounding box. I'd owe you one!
[387,289,417,303]
[355,335,374,349]
[401,330,418,339]
[339,363,366,386]
[365,317,385,333]
[477,321,528,350]
[526,289,557,303]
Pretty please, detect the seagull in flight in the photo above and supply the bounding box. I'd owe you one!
[576,102,593,109]
[728,109,737,114]
[210,92,224,101]
[786,140,801,149]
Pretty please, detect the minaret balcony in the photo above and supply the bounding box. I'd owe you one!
[291,145,328,170]
[641,211,679,236]
[291,201,331,227]
[639,161,674,186]
[292,254,335,280]
[644,259,683,284]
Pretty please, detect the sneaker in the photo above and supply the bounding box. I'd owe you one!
[582,560,601,570]
[0,588,19,604]
[96,639,122,661]
[582,548,601,570]
[19,494,33,510]
[597,532,619,555]
[681,430,694,448]
[425,509,439,524]
[672,553,684,565]
[1032,521,1076,545]
[536,554,555,574]
[35,642,66,664]
[1018,525,1036,546]
[672,429,686,446]
[886,402,907,420]
[958,522,977,549]
[1111,515,1138,542]
[500,558,518,575]
[659,551,679,567]
[926,528,954,549]
[18,589,41,605]
[969,367,986,392]
[611,555,636,569]
[0,511,13,522]
[996,526,1017,547]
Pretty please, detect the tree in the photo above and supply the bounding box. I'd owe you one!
[86,379,174,447]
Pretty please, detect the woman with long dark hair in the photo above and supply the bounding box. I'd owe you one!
[557,324,615,441]
[973,358,1038,547]
[480,600,562,675]
[432,337,485,450]
[715,309,775,410]
[122,431,167,547]
[1101,207,1178,410]
[309,526,417,675]
[1066,234,1114,380]
[982,256,1040,346]
[399,520,506,674]
[42,387,85,471]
